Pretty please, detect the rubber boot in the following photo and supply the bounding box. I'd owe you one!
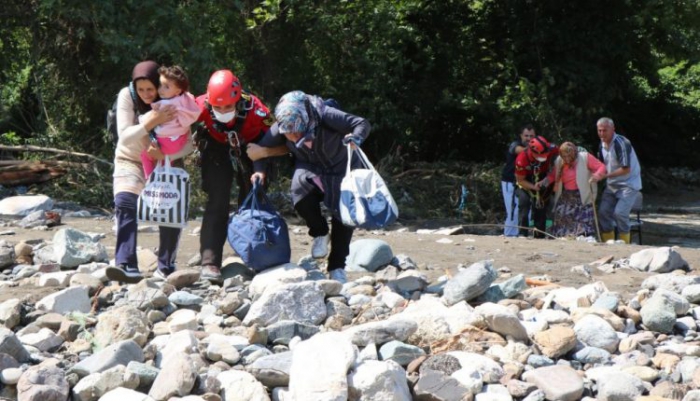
[600,231,615,242]
[619,232,631,244]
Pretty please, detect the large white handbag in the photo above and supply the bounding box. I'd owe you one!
[137,156,190,228]
[339,145,398,229]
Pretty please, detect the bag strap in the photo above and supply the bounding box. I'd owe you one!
[240,179,268,213]
[240,187,256,212]
[345,144,376,195]
[161,155,172,174]
[345,144,375,173]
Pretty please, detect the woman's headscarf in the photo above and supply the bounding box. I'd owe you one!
[274,91,326,145]
[131,60,160,113]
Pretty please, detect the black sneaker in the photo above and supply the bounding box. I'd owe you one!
[106,264,143,284]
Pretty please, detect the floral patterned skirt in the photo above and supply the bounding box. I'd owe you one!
[550,189,595,238]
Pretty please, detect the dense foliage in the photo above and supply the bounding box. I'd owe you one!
[1,0,700,211]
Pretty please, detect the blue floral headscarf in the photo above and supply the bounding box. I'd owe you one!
[275,91,326,145]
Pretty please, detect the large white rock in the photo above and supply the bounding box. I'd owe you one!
[168,309,197,333]
[36,286,91,314]
[94,306,150,349]
[443,260,498,305]
[17,365,69,400]
[289,331,356,401]
[447,351,505,383]
[389,298,485,344]
[148,353,197,401]
[53,228,108,268]
[347,360,411,401]
[155,330,198,368]
[475,303,528,342]
[343,319,417,347]
[523,365,583,401]
[642,274,700,293]
[682,285,700,303]
[0,195,53,216]
[574,314,619,353]
[596,371,645,401]
[0,299,22,329]
[38,271,76,287]
[243,281,326,326]
[99,387,155,401]
[218,370,270,401]
[249,263,307,297]
[71,340,144,377]
[653,288,690,315]
[72,365,138,401]
[18,327,64,351]
[629,247,688,273]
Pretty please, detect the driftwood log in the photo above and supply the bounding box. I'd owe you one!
[0,144,111,186]
[0,160,76,186]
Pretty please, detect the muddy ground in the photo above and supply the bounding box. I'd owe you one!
[2,189,699,304]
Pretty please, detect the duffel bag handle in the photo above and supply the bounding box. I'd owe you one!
[238,179,272,244]
[239,178,273,215]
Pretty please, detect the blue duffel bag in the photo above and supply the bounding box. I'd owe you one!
[227,182,291,272]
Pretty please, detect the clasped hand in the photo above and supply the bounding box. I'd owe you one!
[150,104,177,126]
[534,178,549,190]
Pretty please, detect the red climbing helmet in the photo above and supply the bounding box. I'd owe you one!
[528,136,550,157]
[207,70,241,107]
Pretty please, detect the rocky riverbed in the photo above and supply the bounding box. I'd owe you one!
[1,194,700,400]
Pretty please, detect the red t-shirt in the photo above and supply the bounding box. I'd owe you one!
[195,92,274,145]
[514,146,559,182]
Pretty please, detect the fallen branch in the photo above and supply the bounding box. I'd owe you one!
[0,160,88,168]
[0,145,112,166]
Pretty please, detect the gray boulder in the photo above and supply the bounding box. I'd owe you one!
[443,260,498,305]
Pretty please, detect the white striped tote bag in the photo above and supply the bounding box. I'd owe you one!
[137,156,190,228]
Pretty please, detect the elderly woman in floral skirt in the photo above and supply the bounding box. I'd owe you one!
[539,142,606,238]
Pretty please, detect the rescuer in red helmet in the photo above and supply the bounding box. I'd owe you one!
[193,70,287,282]
[513,135,559,238]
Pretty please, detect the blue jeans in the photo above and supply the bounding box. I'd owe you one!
[114,192,182,271]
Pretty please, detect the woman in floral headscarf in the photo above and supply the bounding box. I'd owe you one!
[251,91,371,283]
[540,141,606,238]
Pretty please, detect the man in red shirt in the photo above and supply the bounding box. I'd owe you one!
[194,70,286,281]
[514,136,559,238]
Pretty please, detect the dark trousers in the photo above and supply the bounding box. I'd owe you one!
[516,188,550,239]
[199,138,254,267]
[294,187,354,271]
[114,192,181,270]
